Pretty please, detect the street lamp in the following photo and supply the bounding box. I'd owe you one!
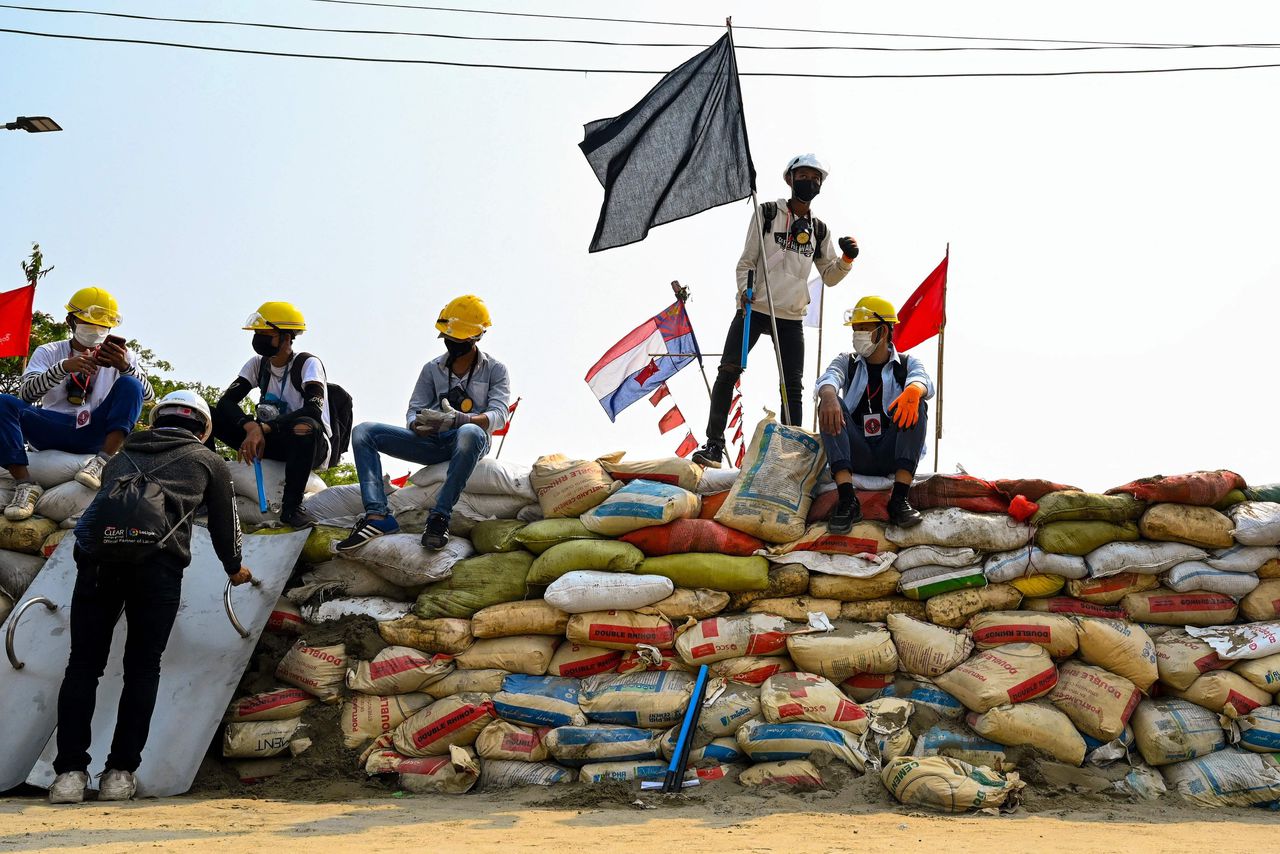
[4,116,62,133]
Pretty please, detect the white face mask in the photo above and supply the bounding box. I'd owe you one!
[73,323,110,348]
[851,329,880,359]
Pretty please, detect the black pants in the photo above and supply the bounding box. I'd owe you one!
[822,398,929,478]
[707,309,805,440]
[211,412,327,514]
[53,548,184,775]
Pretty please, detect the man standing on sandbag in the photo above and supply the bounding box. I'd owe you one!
[48,390,250,804]
[211,302,335,527]
[0,287,156,520]
[337,295,510,553]
[816,296,932,531]
[692,154,858,468]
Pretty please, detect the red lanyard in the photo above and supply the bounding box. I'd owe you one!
[865,367,881,415]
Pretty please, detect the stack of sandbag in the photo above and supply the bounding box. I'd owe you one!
[394,458,542,536]
[230,459,329,529]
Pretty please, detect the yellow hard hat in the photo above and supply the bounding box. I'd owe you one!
[243,301,306,332]
[65,286,122,327]
[435,295,491,340]
[844,295,898,326]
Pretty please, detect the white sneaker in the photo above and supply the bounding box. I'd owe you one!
[75,454,109,490]
[5,480,43,521]
[98,769,137,801]
[48,771,88,804]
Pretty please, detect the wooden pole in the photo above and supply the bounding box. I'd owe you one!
[813,280,825,432]
[495,396,521,460]
[933,243,949,472]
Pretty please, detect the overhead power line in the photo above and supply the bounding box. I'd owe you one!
[2,4,1278,52]
[5,26,1280,79]
[301,0,1218,48]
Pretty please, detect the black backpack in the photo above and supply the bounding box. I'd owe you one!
[92,448,200,559]
[761,201,829,260]
[256,352,353,469]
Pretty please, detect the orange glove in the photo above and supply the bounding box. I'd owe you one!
[887,384,924,429]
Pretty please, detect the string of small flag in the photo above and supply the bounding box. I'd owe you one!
[649,382,698,458]
[728,379,746,468]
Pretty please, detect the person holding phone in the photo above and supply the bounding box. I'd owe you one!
[0,287,155,521]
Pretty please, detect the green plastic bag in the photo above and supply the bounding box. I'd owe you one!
[470,520,528,554]
[639,554,770,592]
[526,540,645,585]
[1036,520,1140,556]
[513,518,606,555]
[413,551,534,619]
[1032,491,1145,525]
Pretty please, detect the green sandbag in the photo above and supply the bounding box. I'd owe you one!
[526,540,645,585]
[1031,491,1145,525]
[639,554,770,593]
[1035,520,1140,556]
[412,551,533,620]
[470,520,528,554]
[302,525,347,565]
[513,518,606,555]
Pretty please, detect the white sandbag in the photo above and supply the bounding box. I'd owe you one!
[1131,698,1226,767]
[1084,541,1208,578]
[235,495,280,528]
[229,459,325,506]
[696,467,740,494]
[1187,623,1280,661]
[675,614,793,665]
[287,559,407,603]
[8,450,92,489]
[764,550,896,579]
[411,458,535,499]
[453,492,537,525]
[1164,562,1261,598]
[886,508,1032,552]
[1229,502,1280,546]
[0,549,45,599]
[301,483,375,526]
[894,545,980,573]
[343,535,473,588]
[33,480,96,525]
[983,547,1089,582]
[887,612,973,677]
[714,416,824,544]
[301,596,412,624]
[1205,544,1280,573]
[1160,748,1280,807]
[544,571,673,614]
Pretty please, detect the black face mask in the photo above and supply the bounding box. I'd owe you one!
[444,338,475,360]
[792,178,821,203]
[252,333,281,357]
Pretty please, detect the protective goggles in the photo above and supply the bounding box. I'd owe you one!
[70,304,122,327]
[843,308,891,326]
[243,312,288,332]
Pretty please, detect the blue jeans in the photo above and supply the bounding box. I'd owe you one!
[352,421,490,519]
[0,376,145,469]
[823,398,929,478]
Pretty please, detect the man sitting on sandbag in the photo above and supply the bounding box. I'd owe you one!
[816,296,932,532]
[337,295,511,553]
[48,390,250,804]
[0,287,155,521]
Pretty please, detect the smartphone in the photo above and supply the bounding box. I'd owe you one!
[95,334,127,366]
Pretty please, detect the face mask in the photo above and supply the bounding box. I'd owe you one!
[851,330,880,359]
[73,323,109,348]
[792,178,821,203]
[444,338,475,359]
[252,333,281,357]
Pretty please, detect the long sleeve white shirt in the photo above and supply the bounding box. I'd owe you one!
[735,198,852,321]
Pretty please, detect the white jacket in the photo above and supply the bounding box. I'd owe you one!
[736,198,852,321]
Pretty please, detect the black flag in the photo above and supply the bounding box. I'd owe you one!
[580,33,756,253]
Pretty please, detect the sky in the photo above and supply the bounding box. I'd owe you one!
[3,0,1279,492]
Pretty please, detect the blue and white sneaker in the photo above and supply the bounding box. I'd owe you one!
[336,514,400,551]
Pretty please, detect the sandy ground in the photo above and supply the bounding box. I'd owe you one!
[1,781,1277,854]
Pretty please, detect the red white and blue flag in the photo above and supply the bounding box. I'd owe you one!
[585,301,699,421]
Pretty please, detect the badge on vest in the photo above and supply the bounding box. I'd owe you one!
[75,405,92,430]
[862,413,882,438]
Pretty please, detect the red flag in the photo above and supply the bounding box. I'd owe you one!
[730,393,741,410]
[0,285,35,359]
[658,405,685,435]
[894,253,948,352]
[675,431,698,458]
[649,383,671,406]
[728,406,742,429]
[491,398,520,437]
[390,471,411,488]
[734,444,746,468]
[732,422,744,445]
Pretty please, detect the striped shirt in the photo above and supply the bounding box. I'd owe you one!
[22,339,155,415]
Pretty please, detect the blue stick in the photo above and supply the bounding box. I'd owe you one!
[662,664,709,792]
[253,459,269,513]
[741,269,755,371]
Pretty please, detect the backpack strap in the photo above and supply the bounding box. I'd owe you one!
[760,201,778,237]
[127,443,204,477]
[290,352,321,395]
[893,354,909,388]
[813,216,828,260]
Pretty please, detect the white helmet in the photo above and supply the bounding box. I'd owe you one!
[150,389,213,441]
[783,153,829,182]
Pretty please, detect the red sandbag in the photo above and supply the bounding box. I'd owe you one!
[806,490,890,524]
[622,519,764,557]
[1105,470,1247,506]
[699,491,730,520]
[909,474,1010,513]
[993,478,1079,502]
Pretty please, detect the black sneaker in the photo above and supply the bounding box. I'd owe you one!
[336,515,400,551]
[421,512,451,551]
[691,439,726,469]
[279,505,312,529]
[827,494,862,534]
[888,496,924,529]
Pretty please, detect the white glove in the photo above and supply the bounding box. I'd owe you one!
[413,400,467,436]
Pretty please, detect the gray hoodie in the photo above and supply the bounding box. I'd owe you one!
[75,428,242,575]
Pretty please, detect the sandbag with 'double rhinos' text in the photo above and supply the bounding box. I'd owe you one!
[565,610,676,651]
[341,693,433,749]
[1049,660,1140,741]
[275,642,348,704]
[392,693,496,757]
[346,647,454,695]
[531,453,622,518]
[933,644,1058,714]
[714,416,824,544]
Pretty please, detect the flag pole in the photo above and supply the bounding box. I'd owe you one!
[813,281,825,432]
[933,244,949,472]
[671,280,714,401]
[495,396,521,460]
